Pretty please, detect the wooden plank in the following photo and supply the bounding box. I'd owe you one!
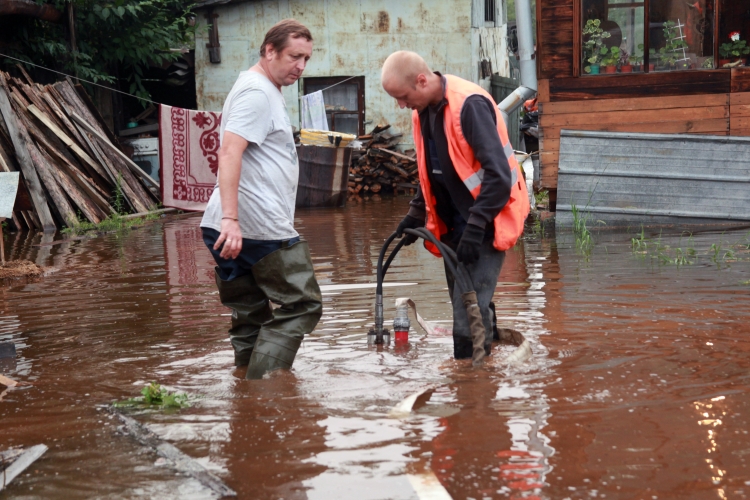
[541,118,730,140]
[73,82,118,145]
[37,147,105,223]
[0,74,55,231]
[26,104,109,181]
[730,93,750,106]
[39,89,101,171]
[540,94,729,115]
[731,67,750,93]
[731,116,750,130]
[0,444,47,491]
[731,129,750,137]
[25,136,78,226]
[20,108,112,215]
[731,104,750,117]
[548,71,732,101]
[111,409,237,497]
[540,106,728,128]
[538,79,550,103]
[71,113,159,189]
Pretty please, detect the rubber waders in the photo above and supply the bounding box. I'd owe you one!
[215,268,273,367]
[245,240,323,380]
[462,291,487,365]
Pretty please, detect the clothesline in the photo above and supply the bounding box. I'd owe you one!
[298,75,357,100]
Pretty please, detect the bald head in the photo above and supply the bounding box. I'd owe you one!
[381,51,431,89]
[381,51,442,112]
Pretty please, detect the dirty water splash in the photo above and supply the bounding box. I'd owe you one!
[1,198,750,499]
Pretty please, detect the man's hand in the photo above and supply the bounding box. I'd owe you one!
[214,219,243,259]
[456,224,484,264]
[396,215,424,246]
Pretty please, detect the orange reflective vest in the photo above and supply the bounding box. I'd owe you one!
[412,74,530,257]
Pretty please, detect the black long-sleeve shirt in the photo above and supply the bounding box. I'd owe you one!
[407,75,513,240]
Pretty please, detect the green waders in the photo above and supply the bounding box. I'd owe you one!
[244,240,323,379]
[214,269,273,367]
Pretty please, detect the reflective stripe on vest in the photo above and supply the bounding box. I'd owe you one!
[462,161,518,193]
[411,74,530,256]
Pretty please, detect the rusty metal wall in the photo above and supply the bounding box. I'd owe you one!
[556,130,750,228]
[194,0,509,144]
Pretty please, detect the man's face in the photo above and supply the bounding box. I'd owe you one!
[266,36,313,87]
[383,76,429,112]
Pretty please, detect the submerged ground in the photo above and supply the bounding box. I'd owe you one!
[2,197,750,499]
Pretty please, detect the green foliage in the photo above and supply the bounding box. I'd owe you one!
[720,40,750,59]
[601,46,620,67]
[583,19,611,73]
[658,21,689,68]
[534,189,549,207]
[3,0,198,102]
[571,203,593,254]
[114,382,191,409]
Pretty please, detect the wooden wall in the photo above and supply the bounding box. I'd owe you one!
[535,1,750,200]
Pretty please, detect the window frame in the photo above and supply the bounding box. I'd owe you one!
[302,76,365,136]
[575,0,721,77]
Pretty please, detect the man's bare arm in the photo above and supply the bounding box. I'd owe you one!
[214,131,248,260]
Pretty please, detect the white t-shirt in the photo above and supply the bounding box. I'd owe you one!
[201,71,299,240]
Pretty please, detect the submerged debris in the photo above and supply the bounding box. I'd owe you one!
[113,382,191,409]
[0,260,43,279]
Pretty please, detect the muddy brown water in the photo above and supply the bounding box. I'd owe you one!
[2,197,750,499]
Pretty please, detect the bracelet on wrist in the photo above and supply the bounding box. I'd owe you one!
[222,217,238,221]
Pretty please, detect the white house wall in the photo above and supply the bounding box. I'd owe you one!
[195,0,510,141]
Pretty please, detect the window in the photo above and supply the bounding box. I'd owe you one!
[582,0,715,75]
[303,77,365,136]
[485,0,497,23]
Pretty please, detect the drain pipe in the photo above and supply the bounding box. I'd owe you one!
[498,0,537,126]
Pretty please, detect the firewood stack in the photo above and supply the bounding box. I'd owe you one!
[348,124,419,200]
[0,68,159,232]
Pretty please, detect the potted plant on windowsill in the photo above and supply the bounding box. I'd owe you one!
[630,53,643,72]
[719,32,750,68]
[620,49,633,73]
[601,47,620,74]
[583,19,611,75]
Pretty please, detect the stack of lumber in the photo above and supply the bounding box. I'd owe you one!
[0,68,159,232]
[348,124,419,199]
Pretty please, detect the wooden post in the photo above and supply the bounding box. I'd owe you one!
[0,74,55,231]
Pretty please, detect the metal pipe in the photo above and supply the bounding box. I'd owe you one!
[498,0,537,123]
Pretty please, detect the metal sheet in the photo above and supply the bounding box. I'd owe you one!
[0,172,20,219]
[556,130,750,228]
[296,145,352,208]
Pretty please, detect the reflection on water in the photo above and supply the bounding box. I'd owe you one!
[1,198,750,499]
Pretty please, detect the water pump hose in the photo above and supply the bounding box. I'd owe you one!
[373,228,486,364]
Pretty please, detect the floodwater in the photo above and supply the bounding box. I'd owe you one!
[2,197,750,500]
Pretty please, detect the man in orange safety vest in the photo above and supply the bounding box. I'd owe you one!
[381,51,529,359]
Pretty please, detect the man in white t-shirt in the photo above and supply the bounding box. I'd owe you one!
[201,19,322,379]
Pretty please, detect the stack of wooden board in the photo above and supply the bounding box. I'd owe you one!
[0,68,159,232]
[348,124,419,199]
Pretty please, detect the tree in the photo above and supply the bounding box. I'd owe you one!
[3,0,198,102]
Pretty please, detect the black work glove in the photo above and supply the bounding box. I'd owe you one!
[395,215,424,246]
[456,223,484,265]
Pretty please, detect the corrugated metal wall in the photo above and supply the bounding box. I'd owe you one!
[556,130,750,228]
[194,0,509,142]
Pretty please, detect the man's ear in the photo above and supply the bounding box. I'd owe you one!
[415,73,427,88]
[264,43,275,60]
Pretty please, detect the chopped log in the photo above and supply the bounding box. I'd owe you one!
[111,409,237,497]
[0,74,55,231]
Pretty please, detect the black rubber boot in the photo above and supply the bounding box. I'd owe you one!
[245,241,323,379]
[214,267,272,367]
[490,302,500,341]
